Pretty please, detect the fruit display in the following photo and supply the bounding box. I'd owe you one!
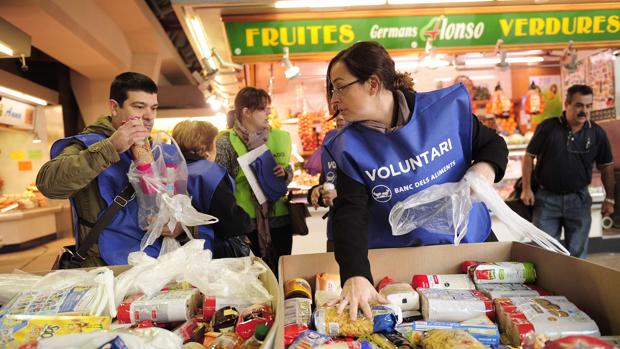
[297,111,333,152]
[486,83,513,118]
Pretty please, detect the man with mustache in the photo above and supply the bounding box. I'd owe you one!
[37,72,175,267]
[521,84,614,258]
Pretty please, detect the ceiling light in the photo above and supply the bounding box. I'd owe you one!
[0,41,14,56]
[187,16,217,70]
[32,132,42,144]
[282,47,301,79]
[506,50,545,57]
[465,56,544,66]
[206,95,222,111]
[506,56,544,63]
[388,0,491,4]
[0,85,47,106]
[212,47,243,71]
[275,0,384,8]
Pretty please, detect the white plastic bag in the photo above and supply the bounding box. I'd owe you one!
[127,132,218,256]
[389,179,471,245]
[36,327,183,349]
[388,171,569,255]
[0,271,42,305]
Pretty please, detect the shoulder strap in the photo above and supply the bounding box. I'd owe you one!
[73,185,136,262]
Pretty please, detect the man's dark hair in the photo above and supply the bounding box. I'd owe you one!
[565,84,593,104]
[109,72,158,107]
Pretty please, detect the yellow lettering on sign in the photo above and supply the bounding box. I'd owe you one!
[297,26,306,45]
[280,27,296,46]
[562,17,576,35]
[246,28,259,47]
[262,28,279,46]
[307,26,322,44]
[339,24,355,44]
[546,17,561,35]
[593,16,605,33]
[515,18,527,36]
[607,15,620,33]
[577,16,593,34]
[499,19,514,37]
[323,25,337,44]
[529,17,545,36]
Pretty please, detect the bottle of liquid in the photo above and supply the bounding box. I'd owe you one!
[207,332,243,349]
[239,324,269,349]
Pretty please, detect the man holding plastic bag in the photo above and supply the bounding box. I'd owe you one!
[37,72,206,267]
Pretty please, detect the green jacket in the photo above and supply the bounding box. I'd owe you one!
[36,116,120,266]
[221,128,292,219]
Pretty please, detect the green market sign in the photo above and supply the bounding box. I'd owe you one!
[225,9,620,57]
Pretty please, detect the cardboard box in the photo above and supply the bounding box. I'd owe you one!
[27,257,280,349]
[277,242,620,349]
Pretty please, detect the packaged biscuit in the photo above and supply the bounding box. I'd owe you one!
[0,285,100,317]
[495,296,600,346]
[418,288,494,322]
[116,288,202,324]
[422,329,487,349]
[0,314,110,347]
[313,306,397,338]
[476,283,547,299]
[469,262,536,284]
[378,280,419,312]
[411,274,475,290]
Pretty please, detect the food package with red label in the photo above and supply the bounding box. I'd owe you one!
[411,274,475,290]
[543,335,613,349]
[116,288,202,324]
[377,276,419,311]
[495,296,600,347]
[202,296,254,322]
[235,304,274,340]
[417,288,494,322]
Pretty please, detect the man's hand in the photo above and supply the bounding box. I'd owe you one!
[109,118,150,153]
[162,223,184,238]
[330,276,389,321]
[521,188,536,206]
[322,188,337,206]
[602,201,615,217]
[273,165,286,177]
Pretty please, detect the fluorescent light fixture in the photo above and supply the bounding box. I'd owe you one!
[275,0,384,8]
[206,94,222,111]
[188,16,217,70]
[506,50,545,57]
[0,85,47,106]
[465,56,544,66]
[421,58,450,69]
[0,41,14,56]
[388,0,491,4]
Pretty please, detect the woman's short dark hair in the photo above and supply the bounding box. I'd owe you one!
[327,41,413,99]
[227,87,271,128]
[109,72,158,107]
[566,84,593,104]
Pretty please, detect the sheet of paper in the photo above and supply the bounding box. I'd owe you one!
[237,144,268,205]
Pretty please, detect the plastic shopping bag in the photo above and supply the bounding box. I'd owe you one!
[126,132,218,256]
[389,171,569,255]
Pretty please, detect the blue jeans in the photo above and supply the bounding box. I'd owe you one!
[533,187,592,258]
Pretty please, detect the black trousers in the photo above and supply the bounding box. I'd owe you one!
[248,224,293,276]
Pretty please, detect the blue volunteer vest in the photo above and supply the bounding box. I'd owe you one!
[50,133,162,265]
[320,130,339,241]
[187,159,233,251]
[324,84,491,248]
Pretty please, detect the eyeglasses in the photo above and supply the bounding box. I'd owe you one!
[566,131,592,154]
[330,79,360,96]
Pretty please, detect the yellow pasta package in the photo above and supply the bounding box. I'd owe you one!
[422,330,487,349]
[0,314,111,347]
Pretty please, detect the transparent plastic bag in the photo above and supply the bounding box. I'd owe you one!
[389,179,471,245]
[0,271,42,305]
[127,132,218,256]
[388,171,569,255]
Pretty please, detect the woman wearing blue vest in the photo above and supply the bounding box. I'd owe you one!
[324,42,508,319]
[172,120,251,257]
[215,87,293,272]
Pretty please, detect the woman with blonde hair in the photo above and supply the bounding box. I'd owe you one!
[172,120,251,256]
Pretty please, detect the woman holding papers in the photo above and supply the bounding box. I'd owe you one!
[323,41,508,320]
[172,120,251,257]
[216,87,293,271]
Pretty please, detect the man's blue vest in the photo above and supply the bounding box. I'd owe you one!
[320,130,339,241]
[324,84,491,248]
[186,159,233,251]
[50,133,162,265]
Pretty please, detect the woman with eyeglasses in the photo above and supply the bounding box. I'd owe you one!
[215,87,293,272]
[322,41,508,319]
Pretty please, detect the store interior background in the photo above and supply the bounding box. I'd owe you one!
[0,0,619,272]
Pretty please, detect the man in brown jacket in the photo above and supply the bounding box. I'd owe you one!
[37,72,179,266]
